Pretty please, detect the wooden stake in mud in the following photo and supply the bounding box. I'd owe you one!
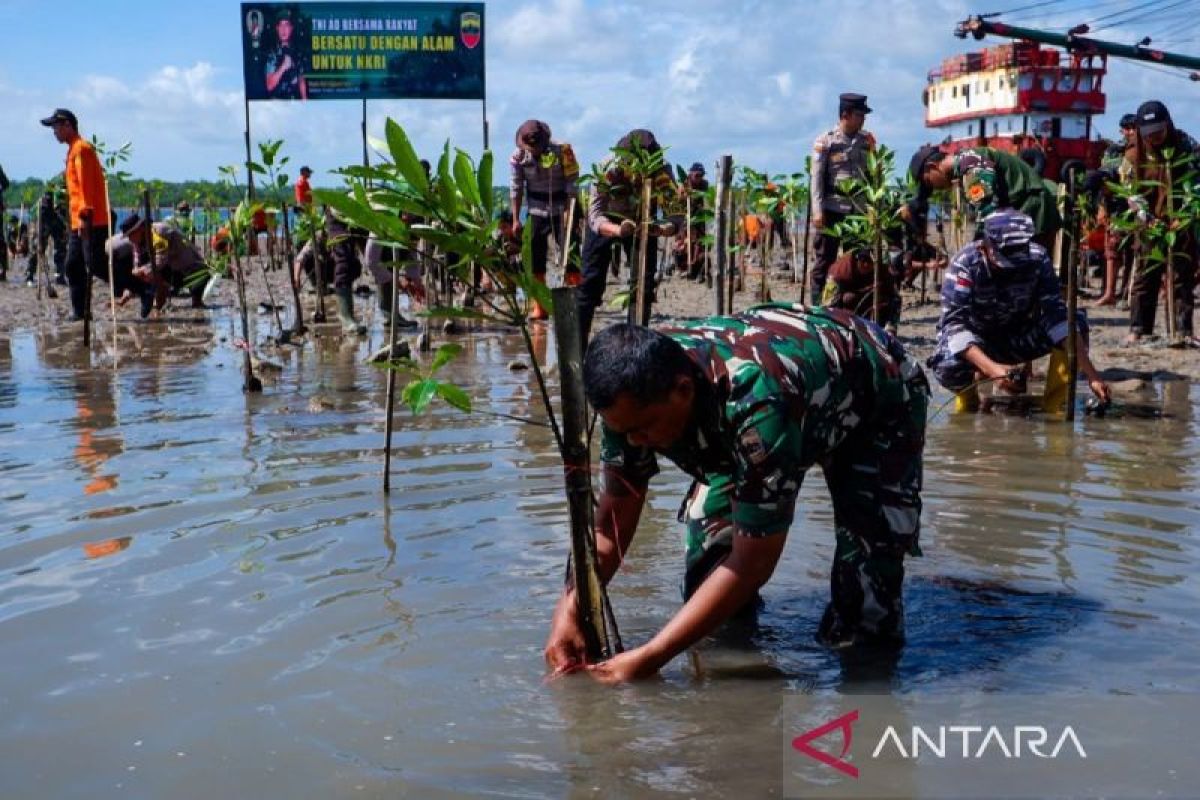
[800,194,812,297]
[35,201,44,303]
[382,259,401,492]
[280,203,305,336]
[81,216,94,348]
[685,191,693,281]
[313,221,328,324]
[558,195,577,279]
[550,286,617,660]
[714,155,731,315]
[726,176,738,312]
[1065,192,1079,423]
[232,225,262,393]
[872,222,883,324]
[633,177,653,327]
[1164,159,1177,343]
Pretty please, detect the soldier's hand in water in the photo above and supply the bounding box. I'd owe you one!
[586,645,662,685]
[618,219,637,238]
[544,591,587,676]
[990,364,1024,394]
[1088,377,1111,404]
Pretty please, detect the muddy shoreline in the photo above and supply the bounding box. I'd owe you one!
[1,252,1196,385]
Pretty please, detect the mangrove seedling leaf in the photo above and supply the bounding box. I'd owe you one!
[385,119,428,193]
[430,343,464,374]
[478,150,494,217]
[454,150,481,209]
[402,378,438,415]
[434,382,472,412]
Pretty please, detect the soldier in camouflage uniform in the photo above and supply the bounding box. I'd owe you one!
[544,304,930,683]
[810,93,876,306]
[909,144,1062,251]
[927,210,1109,411]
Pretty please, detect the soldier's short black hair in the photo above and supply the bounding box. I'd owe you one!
[584,324,694,410]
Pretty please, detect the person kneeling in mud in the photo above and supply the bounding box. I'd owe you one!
[827,248,901,333]
[927,210,1110,413]
[545,303,930,684]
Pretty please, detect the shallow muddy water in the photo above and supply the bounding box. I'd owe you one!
[1,312,1198,798]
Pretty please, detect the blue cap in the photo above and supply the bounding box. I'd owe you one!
[982,210,1035,253]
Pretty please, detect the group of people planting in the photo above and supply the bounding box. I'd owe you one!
[3,88,1193,684]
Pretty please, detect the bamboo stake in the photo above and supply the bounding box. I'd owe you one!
[382,259,401,491]
[1164,159,1177,343]
[1065,182,1079,422]
[550,286,616,660]
[313,215,328,323]
[685,192,693,281]
[35,202,44,304]
[280,203,304,337]
[558,195,577,280]
[634,178,653,326]
[800,194,812,299]
[236,215,262,393]
[714,156,731,315]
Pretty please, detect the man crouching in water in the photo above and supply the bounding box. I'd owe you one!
[545,304,930,683]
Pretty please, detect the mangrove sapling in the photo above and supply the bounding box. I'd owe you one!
[828,145,907,323]
[317,119,619,662]
[250,139,295,340]
[1108,146,1200,344]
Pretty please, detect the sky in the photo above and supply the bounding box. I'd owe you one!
[2,0,1198,187]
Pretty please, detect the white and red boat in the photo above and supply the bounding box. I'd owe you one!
[923,41,1108,180]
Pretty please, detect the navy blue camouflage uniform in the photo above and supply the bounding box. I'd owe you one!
[927,211,1087,391]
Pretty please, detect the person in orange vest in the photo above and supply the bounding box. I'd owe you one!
[42,108,112,322]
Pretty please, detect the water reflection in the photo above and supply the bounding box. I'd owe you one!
[0,316,1196,798]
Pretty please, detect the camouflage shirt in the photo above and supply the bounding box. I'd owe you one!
[952,147,1061,236]
[936,240,1069,357]
[600,304,925,535]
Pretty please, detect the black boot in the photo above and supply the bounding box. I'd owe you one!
[69,285,89,321]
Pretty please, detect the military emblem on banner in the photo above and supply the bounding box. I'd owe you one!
[461,11,481,49]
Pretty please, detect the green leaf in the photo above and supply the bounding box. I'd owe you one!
[434,382,472,412]
[430,342,464,373]
[402,378,438,415]
[385,118,428,194]
[454,150,481,209]
[478,150,494,218]
[436,143,457,218]
[608,289,632,309]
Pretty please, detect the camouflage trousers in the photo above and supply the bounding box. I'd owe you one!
[927,310,1089,392]
[678,365,928,647]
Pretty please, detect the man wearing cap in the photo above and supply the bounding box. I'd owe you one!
[927,210,1109,413]
[295,166,313,209]
[578,128,680,340]
[908,145,1061,252]
[1120,100,1200,346]
[43,108,110,322]
[103,214,157,318]
[674,163,709,282]
[810,93,876,306]
[509,120,580,320]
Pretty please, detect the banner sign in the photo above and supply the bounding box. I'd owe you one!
[241,2,485,101]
